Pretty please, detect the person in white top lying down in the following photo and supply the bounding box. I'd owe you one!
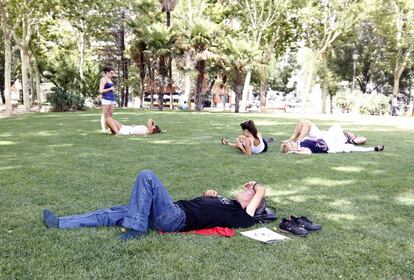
[106,117,162,135]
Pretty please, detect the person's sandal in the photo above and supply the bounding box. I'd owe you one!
[374,145,384,152]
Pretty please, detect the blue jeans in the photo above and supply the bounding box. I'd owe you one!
[58,170,186,233]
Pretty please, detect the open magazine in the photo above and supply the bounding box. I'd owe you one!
[240,227,290,244]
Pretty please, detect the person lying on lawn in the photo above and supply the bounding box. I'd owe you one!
[281,138,384,155]
[43,170,266,241]
[285,119,367,146]
[106,117,161,135]
[221,120,268,155]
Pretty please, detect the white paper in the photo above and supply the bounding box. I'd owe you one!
[240,227,290,243]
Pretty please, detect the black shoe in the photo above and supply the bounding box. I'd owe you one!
[291,216,322,231]
[374,145,384,152]
[43,209,59,228]
[279,218,308,236]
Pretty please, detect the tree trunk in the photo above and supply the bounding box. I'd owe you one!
[392,63,404,97]
[139,52,146,109]
[240,70,252,112]
[34,63,41,111]
[259,79,268,107]
[78,27,85,95]
[321,52,329,114]
[21,16,32,112]
[195,60,205,111]
[123,59,129,107]
[302,62,315,113]
[233,69,244,113]
[21,47,31,112]
[184,51,192,110]
[3,27,12,117]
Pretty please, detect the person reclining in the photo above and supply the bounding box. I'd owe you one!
[106,117,161,135]
[282,119,384,154]
[43,170,266,241]
[285,119,367,146]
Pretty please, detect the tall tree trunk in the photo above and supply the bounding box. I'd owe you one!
[302,62,315,113]
[78,26,85,95]
[20,15,32,112]
[234,69,244,113]
[240,70,252,112]
[123,59,129,107]
[3,27,12,117]
[392,62,405,97]
[195,60,205,111]
[259,79,268,107]
[139,52,146,109]
[184,50,192,109]
[321,52,329,114]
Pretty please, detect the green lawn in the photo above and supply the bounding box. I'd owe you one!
[1,110,413,280]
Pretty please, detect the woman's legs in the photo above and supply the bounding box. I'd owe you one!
[288,119,315,142]
[105,117,123,134]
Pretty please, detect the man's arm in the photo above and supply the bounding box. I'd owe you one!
[147,118,155,133]
[245,183,266,217]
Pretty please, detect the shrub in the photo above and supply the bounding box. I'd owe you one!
[359,93,389,115]
[47,87,86,112]
[334,89,355,113]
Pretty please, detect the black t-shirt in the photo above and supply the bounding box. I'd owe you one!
[175,196,256,231]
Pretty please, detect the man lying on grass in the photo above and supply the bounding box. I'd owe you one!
[43,170,266,241]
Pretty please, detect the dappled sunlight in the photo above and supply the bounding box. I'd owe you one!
[395,193,414,206]
[49,144,74,148]
[326,213,356,222]
[331,166,365,173]
[303,177,355,187]
[329,199,352,209]
[34,131,58,137]
[0,140,16,146]
[0,165,21,171]
[0,132,13,137]
[370,169,386,175]
[149,140,175,144]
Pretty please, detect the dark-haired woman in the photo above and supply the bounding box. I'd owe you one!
[221,120,268,155]
[99,67,116,132]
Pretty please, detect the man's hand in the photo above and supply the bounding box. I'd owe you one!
[202,190,219,197]
[244,181,257,191]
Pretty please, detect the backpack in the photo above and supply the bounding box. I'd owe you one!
[254,199,277,224]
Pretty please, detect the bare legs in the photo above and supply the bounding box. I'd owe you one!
[287,119,315,142]
[105,118,123,134]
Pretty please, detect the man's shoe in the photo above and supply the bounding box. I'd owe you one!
[119,229,146,241]
[291,216,322,231]
[374,145,384,152]
[43,209,59,228]
[279,218,308,236]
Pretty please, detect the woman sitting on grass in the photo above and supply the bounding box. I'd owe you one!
[221,120,268,155]
[106,117,162,136]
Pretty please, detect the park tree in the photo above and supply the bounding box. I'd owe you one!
[373,0,414,98]
[300,0,364,113]
[174,0,219,111]
[234,0,294,111]
[0,0,18,116]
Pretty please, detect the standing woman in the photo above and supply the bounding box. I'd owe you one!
[99,66,116,132]
[221,120,268,155]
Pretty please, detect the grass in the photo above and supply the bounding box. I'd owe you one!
[0,109,413,280]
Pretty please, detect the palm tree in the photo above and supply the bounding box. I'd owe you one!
[221,37,261,113]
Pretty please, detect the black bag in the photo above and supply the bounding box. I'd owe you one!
[254,199,277,224]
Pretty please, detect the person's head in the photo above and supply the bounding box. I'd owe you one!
[152,125,162,134]
[103,66,114,77]
[235,187,256,209]
[344,131,366,145]
[281,140,297,153]
[240,120,258,139]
